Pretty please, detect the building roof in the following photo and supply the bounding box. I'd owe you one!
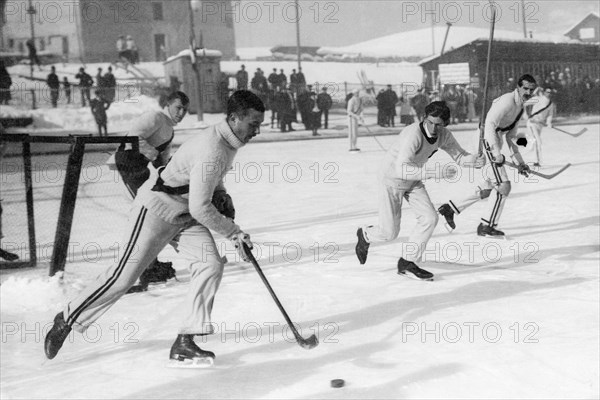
[318,26,571,59]
[563,12,600,36]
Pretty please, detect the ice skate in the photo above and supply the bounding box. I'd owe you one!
[168,334,215,368]
[477,223,505,238]
[397,258,434,281]
[127,259,176,294]
[355,228,370,265]
[44,312,72,359]
[438,203,456,231]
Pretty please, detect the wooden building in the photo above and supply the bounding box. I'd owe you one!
[419,39,600,92]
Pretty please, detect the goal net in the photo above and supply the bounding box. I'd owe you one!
[0,135,138,274]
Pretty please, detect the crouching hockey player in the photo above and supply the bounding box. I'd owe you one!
[44,91,266,367]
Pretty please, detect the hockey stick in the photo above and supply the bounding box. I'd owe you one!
[552,126,587,138]
[243,244,319,350]
[477,1,497,156]
[363,125,386,151]
[505,161,571,180]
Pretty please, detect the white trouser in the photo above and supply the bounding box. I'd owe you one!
[447,142,509,228]
[364,180,438,262]
[65,205,224,335]
[526,120,543,164]
[348,116,359,149]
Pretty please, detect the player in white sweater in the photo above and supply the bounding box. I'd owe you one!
[355,101,484,280]
[45,91,265,366]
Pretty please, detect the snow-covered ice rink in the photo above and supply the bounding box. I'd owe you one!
[1,121,598,399]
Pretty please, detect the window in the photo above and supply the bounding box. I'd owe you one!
[579,27,595,40]
[8,39,14,49]
[152,2,163,21]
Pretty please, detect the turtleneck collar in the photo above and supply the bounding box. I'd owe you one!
[419,121,438,144]
[215,120,245,149]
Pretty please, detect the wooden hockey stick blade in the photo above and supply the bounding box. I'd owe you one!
[243,244,319,350]
[552,126,587,138]
[506,161,571,179]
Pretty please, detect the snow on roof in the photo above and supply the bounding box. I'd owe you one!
[236,47,274,60]
[318,26,570,59]
[563,12,600,36]
[165,48,223,63]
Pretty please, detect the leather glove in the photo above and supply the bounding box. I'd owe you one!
[212,191,235,220]
[229,231,253,262]
[518,163,531,177]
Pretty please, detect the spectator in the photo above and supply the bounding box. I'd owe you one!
[103,66,116,105]
[116,35,127,61]
[289,69,298,94]
[26,39,42,71]
[90,90,110,137]
[297,67,306,93]
[46,66,60,108]
[410,88,428,120]
[62,77,71,104]
[75,67,94,107]
[0,61,12,105]
[384,85,398,127]
[308,91,321,137]
[236,65,248,90]
[398,96,415,125]
[277,69,287,91]
[267,68,279,90]
[316,87,332,129]
[126,35,138,64]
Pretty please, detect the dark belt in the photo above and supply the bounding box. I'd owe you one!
[151,167,189,195]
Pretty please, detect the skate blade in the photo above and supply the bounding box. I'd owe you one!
[166,357,214,369]
[398,271,434,281]
[443,223,455,233]
[478,234,512,241]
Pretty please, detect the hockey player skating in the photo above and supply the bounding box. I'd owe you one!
[45,90,265,367]
[108,91,190,292]
[438,74,535,237]
[355,101,485,280]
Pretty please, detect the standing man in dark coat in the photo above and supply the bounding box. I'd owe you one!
[103,66,117,105]
[75,67,94,107]
[236,65,248,90]
[47,66,60,108]
[296,85,315,130]
[317,87,333,129]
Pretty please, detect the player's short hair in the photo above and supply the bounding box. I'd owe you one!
[166,91,190,106]
[517,74,536,87]
[424,101,450,124]
[227,90,266,117]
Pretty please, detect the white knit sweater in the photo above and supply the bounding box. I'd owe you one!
[135,120,245,238]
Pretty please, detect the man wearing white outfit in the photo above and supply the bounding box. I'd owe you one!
[45,91,266,366]
[347,89,364,152]
[526,88,555,167]
[355,101,484,280]
[437,74,536,237]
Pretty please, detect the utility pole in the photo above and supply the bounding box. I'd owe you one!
[430,0,435,54]
[440,22,452,55]
[295,0,301,71]
[521,0,527,38]
[188,0,203,121]
[27,0,36,79]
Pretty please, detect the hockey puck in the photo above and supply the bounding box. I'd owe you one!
[330,379,345,388]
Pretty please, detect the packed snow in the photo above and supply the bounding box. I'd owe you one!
[1,60,599,400]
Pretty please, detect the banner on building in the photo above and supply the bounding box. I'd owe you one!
[439,63,471,85]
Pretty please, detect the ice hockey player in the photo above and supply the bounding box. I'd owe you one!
[44,90,265,367]
[355,101,485,280]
